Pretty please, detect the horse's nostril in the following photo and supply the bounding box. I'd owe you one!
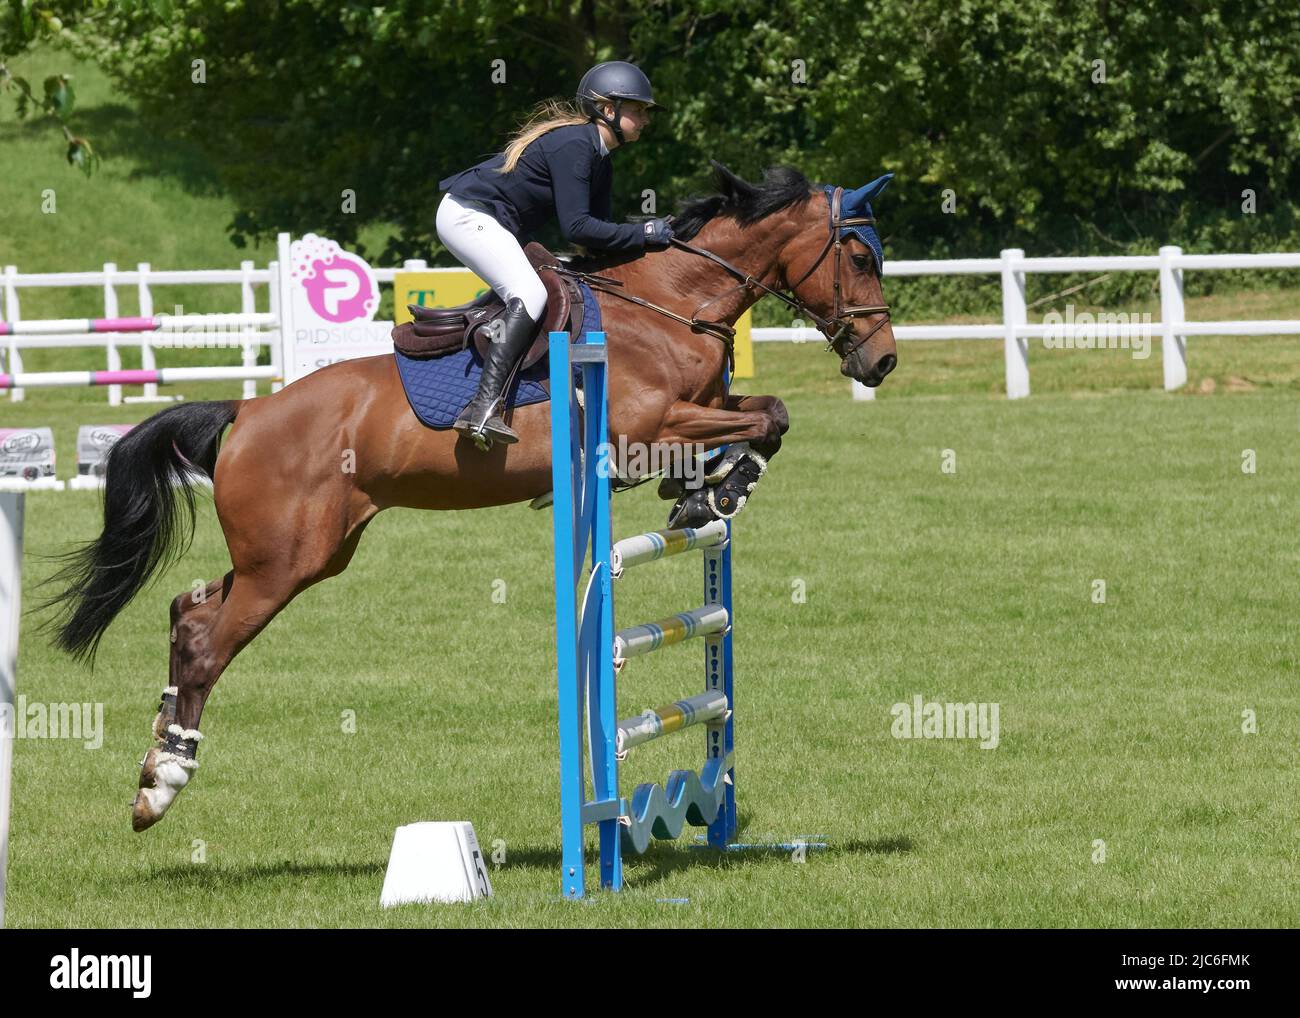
[876,353,897,377]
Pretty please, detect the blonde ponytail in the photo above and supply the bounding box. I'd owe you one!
[497,99,591,174]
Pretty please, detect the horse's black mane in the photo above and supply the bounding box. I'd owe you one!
[568,162,813,272]
[671,163,813,241]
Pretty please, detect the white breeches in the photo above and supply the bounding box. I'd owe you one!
[435,192,549,318]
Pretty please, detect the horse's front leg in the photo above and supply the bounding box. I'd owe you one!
[654,397,789,528]
[656,397,785,449]
[721,394,789,457]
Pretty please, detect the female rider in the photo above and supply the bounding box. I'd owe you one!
[436,60,674,448]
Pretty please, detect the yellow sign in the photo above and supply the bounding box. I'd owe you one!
[395,270,755,380]
[394,271,489,324]
[732,309,754,379]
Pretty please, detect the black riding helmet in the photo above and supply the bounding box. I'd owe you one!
[576,61,665,144]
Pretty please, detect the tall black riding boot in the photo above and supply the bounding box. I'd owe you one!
[453,297,539,449]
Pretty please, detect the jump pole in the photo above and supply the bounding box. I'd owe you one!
[549,330,737,899]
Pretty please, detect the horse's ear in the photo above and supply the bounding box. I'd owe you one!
[709,160,758,203]
[845,173,894,210]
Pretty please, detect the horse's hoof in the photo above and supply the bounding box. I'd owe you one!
[131,745,196,832]
[667,489,715,530]
[657,476,686,500]
[131,790,163,833]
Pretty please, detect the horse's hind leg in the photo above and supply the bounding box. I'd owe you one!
[133,499,378,832]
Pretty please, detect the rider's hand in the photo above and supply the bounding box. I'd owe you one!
[642,217,675,247]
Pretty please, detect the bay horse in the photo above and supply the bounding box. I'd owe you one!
[39,162,896,831]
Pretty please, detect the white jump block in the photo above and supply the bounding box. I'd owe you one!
[76,424,133,484]
[0,427,62,489]
[380,821,493,907]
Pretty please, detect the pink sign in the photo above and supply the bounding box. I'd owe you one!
[289,234,380,324]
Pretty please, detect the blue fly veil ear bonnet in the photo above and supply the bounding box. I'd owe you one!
[820,172,893,271]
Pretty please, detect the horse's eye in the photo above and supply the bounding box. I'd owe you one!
[852,254,872,272]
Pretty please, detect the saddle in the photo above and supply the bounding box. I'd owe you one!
[392,242,584,369]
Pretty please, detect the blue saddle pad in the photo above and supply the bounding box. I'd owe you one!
[395,280,601,429]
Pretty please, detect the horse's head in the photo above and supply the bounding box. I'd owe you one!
[664,162,897,387]
[780,175,897,387]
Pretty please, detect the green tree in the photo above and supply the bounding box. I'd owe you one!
[0,0,106,172]
[48,0,1300,277]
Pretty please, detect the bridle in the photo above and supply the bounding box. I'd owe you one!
[547,186,890,373]
[777,186,892,360]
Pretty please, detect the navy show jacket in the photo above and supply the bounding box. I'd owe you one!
[438,122,646,252]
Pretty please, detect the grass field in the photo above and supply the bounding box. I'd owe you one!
[4,42,1298,929]
[5,337,1298,928]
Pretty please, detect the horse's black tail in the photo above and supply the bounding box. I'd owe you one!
[35,400,242,668]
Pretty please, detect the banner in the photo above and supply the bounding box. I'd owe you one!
[278,233,394,383]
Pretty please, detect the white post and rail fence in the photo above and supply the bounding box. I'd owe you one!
[0,234,435,405]
[4,241,1299,404]
[752,247,1300,400]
